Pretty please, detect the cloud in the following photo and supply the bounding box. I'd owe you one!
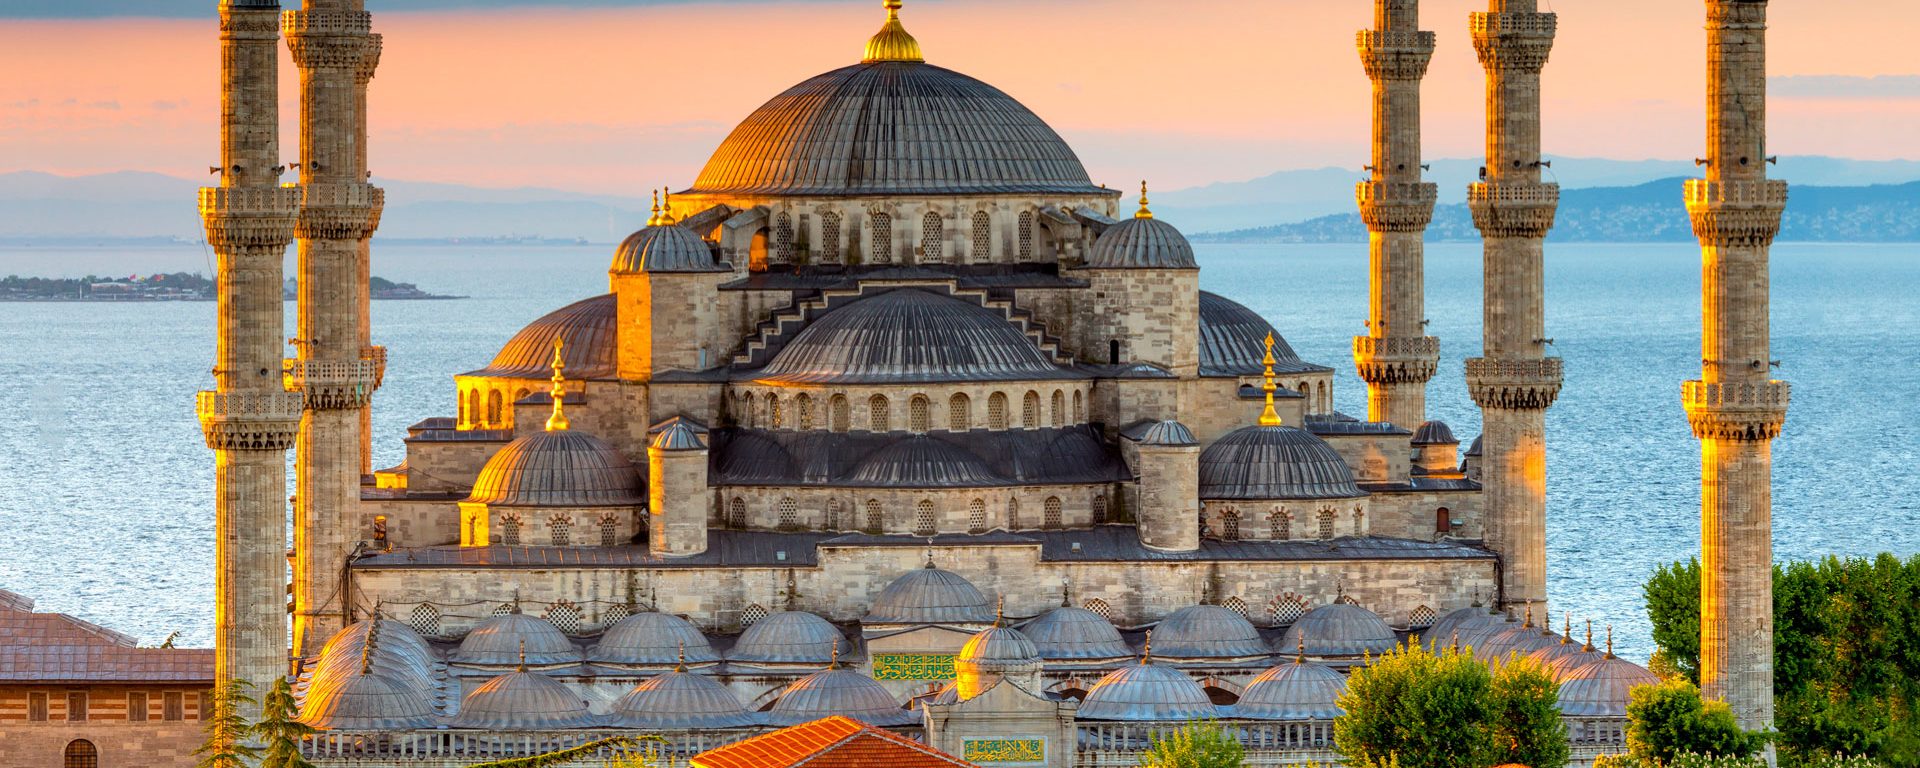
[1772,75,1920,101]
[0,0,834,20]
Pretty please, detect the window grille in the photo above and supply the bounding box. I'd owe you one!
[500,515,522,546]
[162,692,184,722]
[741,604,769,627]
[869,395,890,432]
[730,498,747,528]
[600,514,620,547]
[1023,391,1040,428]
[921,211,945,263]
[1092,494,1107,525]
[1270,510,1291,540]
[127,692,147,722]
[909,395,931,433]
[1044,496,1063,529]
[971,211,992,262]
[821,212,843,263]
[1270,595,1310,626]
[1220,509,1241,540]
[1222,597,1250,620]
[1083,598,1113,621]
[778,497,800,529]
[1338,595,1361,606]
[949,394,970,432]
[491,603,516,616]
[545,601,583,634]
[830,395,850,432]
[865,499,885,533]
[968,499,987,533]
[408,604,441,637]
[1050,390,1064,426]
[795,394,814,430]
[1008,498,1022,530]
[915,500,937,536]
[549,515,573,546]
[988,392,1009,430]
[1318,508,1336,539]
[1018,211,1034,259]
[766,393,782,429]
[1410,605,1438,629]
[1072,390,1084,422]
[64,741,98,768]
[774,212,795,264]
[870,212,892,263]
[603,603,631,628]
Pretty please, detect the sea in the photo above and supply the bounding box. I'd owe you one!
[1,240,1917,664]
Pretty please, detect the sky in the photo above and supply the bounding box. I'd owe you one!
[2,0,1917,194]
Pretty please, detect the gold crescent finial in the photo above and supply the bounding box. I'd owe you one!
[660,188,676,225]
[1583,619,1595,653]
[1142,629,1153,665]
[647,190,661,226]
[1296,632,1306,664]
[676,641,688,673]
[829,642,840,670]
[863,0,924,63]
[546,338,570,432]
[517,639,528,672]
[995,596,1005,628]
[1136,180,1153,220]
[1258,332,1283,427]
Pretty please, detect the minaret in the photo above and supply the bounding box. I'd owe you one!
[1353,0,1440,430]
[1466,0,1562,615]
[285,0,383,655]
[197,0,303,707]
[1687,0,1789,737]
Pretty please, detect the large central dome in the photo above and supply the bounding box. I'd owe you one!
[687,61,1106,197]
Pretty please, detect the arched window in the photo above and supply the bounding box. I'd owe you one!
[486,390,503,426]
[1435,507,1452,535]
[773,211,795,264]
[828,499,845,530]
[1083,598,1113,621]
[765,392,782,429]
[1072,390,1084,422]
[1050,390,1065,427]
[1410,605,1438,629]
[603,603,631,628]
[1270,509,1290,540]
[1007,497,1022,530]
[545,600,582,634]
[407,604,441,637]
[600,513,620,547]
[1317,381,1328,412]
[1017,210,1035,260]
[921,211,945,263]
[968,498,987,533]
[971,210,992,262]
[1043,496,1063,529]
[1223,596,1250,620]
[741,603,769,628]
[988,392,1009,430]
[64,740,98,768]
[865,499,885,533]
[730,498,747,529]
[1353,507,1366,534]
[868,395,890,432]
[777,497,799,530]
[794,394,815,430]
[830,395,850,432]
[948,393,971,432]
[870,212,893,263]
[492,602,516,616]
[909,395,931,433]
[500,514,522,546]
[1317,508,1336,539]
[1220,509,1241,540]
[548,514,572,546]
[820,212,843,263]
[1022,391,1040,428]
[737,391,756,429]
[465,388,481,427]
[1092,494,1108,525]
[1270,594,1310,626]
[914,499,937,536]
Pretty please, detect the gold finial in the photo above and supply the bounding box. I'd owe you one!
[1583,619,1595,653]
[1296,632,1306,664]
[647,190,662,226]
[829,642,840,670]
[1562,613,1573,645]
[546,338,570,432]
[995,596,1005,628]
[1450,630,1461,655]
[676,641,688,673]
[863,0,924,63]
[1522,602,1534,628]
[1258,333,1284,427]
[1142,629,1153,665]
[517,639,528,673]
[659,188,676,225]
[359,635,374,676]
[1605,626,1615,659]
[1135,181,1154,220]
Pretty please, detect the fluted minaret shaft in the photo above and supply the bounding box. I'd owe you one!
[1687,0,1788,737]
[286,0,383,656]
[1354,0,1440,430]
[1467,0,1562,615]
[199,0,303,708]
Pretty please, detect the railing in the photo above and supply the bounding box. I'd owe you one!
[1356,30,1436,50]
[301,729,763,765]
[1468,181,1560,206]
[1353,335,1440,359]
[1683,179,1789,209]
[1074,717,1622,768]
[1470,11,1557,38]
[196,390,305,421]
[1682,380,1791,412]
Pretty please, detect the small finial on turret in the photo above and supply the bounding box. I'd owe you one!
[1562,612,1573,645]
[923,543,936,569]
[511,592,522,615]
[829,642,840,670]
[1142,629,1153,665]
[647,190,662,226]
[1136,181,1154,220]
[359,636,374,676]
[1583,619,1595,653]
[660,188,676,225]
[1522,602,1534,628]
[1605,625,1615,659]
[995,596,1005,628]
[1296,632,1307,664]
[676,641,688,673]
[1258,333,1284,427]
[546,338,571,432]
[517,639,528,672]
[1450,630,1461,655]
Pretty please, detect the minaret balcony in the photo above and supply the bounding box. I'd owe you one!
[1354,336,1440,385]
[284,359,381,410]
[1465,357,1563,411]
[295,184,384,240]
[362,345,388,389]
[1683,380,1790,441]
[196,390,304,451]
[1468,182,1559,239]
[199,187,301,249]
[1470,12,1556,71]
[1357,30,1435,80]
[1685,179,1787,247]
[1357,182,1438,231]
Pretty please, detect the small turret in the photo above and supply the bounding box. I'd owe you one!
[648,418,711,556]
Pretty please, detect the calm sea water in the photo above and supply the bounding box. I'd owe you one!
[1,241,1916,663]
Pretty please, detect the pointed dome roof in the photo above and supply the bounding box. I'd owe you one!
[755,289,1070,385]
[451,612,582,667]
[1077,661,1218,721]
[1085,216,1197,270]
[466,295,617,380]
[1021,606,1133,662]
[768,668,917,726]
[466,430,642,507]
[1557,654,1661,717]
[451,669,600,730]
[1199,426,1366,501]
[865,565,994,625]
[728,611,849,665]
[847,437,999,487]
[957,625,1041,672]
[1279,603,1397,658]
[611,670,760,729]
[300,667,438,731]
[611,223,723,275]
[591,612,721,666]
[1150,605,1270,660]
[1235,658,1348,721]
[1198,292,1326,377]
[1412,420,1459,446]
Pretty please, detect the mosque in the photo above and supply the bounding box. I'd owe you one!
[187,0,1790,765]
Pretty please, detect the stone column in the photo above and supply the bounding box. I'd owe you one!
[355,34,385,477]
[1354,0,1440,430]
[1466,0,1562,616]
[286,0,382,656]
[198,0,303,710]
[1134,430,1201,553]
[649,424,712,557]
[1686,0,1788,738]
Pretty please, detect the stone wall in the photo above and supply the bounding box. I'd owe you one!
[712,484,1117,535]
[1200,499,1370,542]
[728,380,1094,434]
[0,684,205,768]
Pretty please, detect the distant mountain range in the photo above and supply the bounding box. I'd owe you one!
[3,155,1918,244]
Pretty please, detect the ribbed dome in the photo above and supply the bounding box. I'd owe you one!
[687,62,1102,197]
[1279,603,1397,658]
[957,626,1042,671]
[319,619,432,659]
[307,640,437,695]
[1422,606,1503,652]
[1198,292,1323,377]
[300,668,438,731]
[1412,420,1459,445]
[756,289,1067,385]
[1077,662,1219,721]
[651,421,708,451]
[611,670,759,729]
[1084,216,1198,270]
[610,224,722,274]
[1199,426,1366,501]
[847,437,998,487]
[467,295,616,379]
[592,612,721,666]
[1129,420,1198,447]
[451,670,600,730]
[1523,633,1589,672]
[1473,616,1557,663]
[466,430,642,507]
[728,611,849,665]
[1021,606,1133,661]
[1235,659,1348,721]
[865,565,994,625]
[1557,655,1661,717]
[768,668,917,726]
[1150,605,1270,660]
[451,612,582,667]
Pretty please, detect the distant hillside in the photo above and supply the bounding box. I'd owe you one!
[1191,179,1920,244]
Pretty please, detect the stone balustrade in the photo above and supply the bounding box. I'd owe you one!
[1466,357,1564,410]
[285,359,383,410]
[1682,379,1790,441]
[1356,182,1439,231]
[1468,182,1560,239]
[197,390,305,451]
[1684,179,1789,247]
[199,186,302,248]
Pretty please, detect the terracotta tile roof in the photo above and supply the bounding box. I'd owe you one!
[0,591,213,684]
[692,715,977,768]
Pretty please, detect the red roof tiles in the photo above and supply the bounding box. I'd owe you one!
[693,716,978,768]
[0,590,213,684]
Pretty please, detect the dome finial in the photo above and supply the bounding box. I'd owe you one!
[516,639,528,673]
[647,190,662,226]
[1141,629,1153,665]
[863,0,924,63]
[546,338,571,432]
[1562,612,1573,645]
[1605,625,1615,659]
[660,188,676,225]
[1449,630,1461,655]
[1522,602,1534,628]
[675,641,688,673]
[1296,632,1306,664]
[1583,619,1595,653]
[995,595,1005,628]
[1136,180,1154,220]
[828,642,841,670]
[1258,332,1284,427]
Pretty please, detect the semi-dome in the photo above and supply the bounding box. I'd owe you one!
[1279,603,1397,658]
[451,612,582,667]
[300,667,438,731]
[727,611,849,665]
[611,669,760,729]
[767,668,918,726]
[1235,658,1348,721]
[465,295,616,380]
[610,223,722,274]
[1150,605,1270,660]
[1021,606,1133,661]
[1198,292,1326,377]
[592,612,721,666]
[1084,206,1198,270]
[1077,661,1218,721]
[1412,420,1459,446]
[754,289,1070,385]
[957,626,1042,671]
[1557,653,1661,717]
[1199,426,1366,500]
[846,437,999,487]
[466,430,642,507]
[451,669,600,730]
[865,565,995,625]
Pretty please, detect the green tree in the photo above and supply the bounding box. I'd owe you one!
[1334,643,1499,768]
[1138,720,1245,768]
[1625,679,1766,765]
[255,678,318,768]
[1644,558,1702,684]
[194,680,260,768]
[1491,657,1570,768]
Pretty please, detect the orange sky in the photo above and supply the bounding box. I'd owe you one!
[2,0,1916,193]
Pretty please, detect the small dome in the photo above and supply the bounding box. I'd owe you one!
[451,670,600,730]
[1422,605,1503,652]
[1084,216,1197,269]
[651,421,708,451]
[1473,615,1557,663]
[300,668,438,731]
[1077,662,1218,721]
[1557,655,1661,717]
[957,626,1042,672]
[1279,603,1397,658]
[452,612,582,667]
[767,668,917,726]
[755,289,1068,385]
[847,437,999,487]
[1125,420,1198,447]
[1021,606,1133,661]
[1198,292,1325,377]
[592,612,721,666]
[611,670,759,729]
[319,618,432,659]
[307,643,437,696]
[1235,658,1348,721]
[728,611,849,665]
[610,224,721,274]
[1523,633,1589,671]
[1466,435,1484,457]
[1150,605,1270,660]
[466,430,642,507]
[1199,426,1366,500]
[1412,420,1459,446]
[466,295,616,380]
[865,566,994,625]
